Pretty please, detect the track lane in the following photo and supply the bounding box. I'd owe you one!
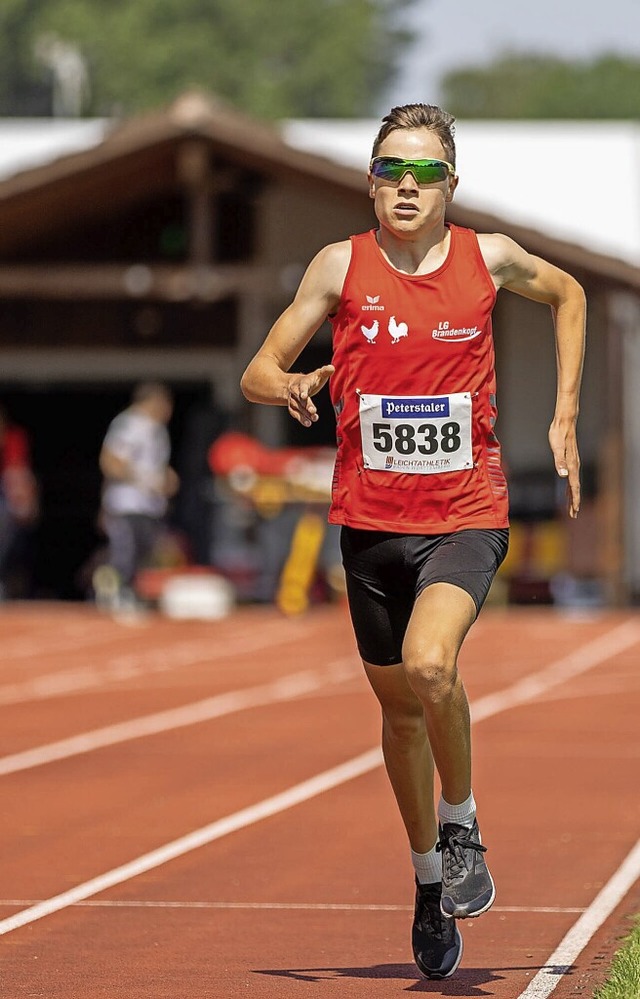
[0,606,638,998]
[0,605,358,752]
[0,607,632,754]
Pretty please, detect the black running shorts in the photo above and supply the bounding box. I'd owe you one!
[340,527,509,666]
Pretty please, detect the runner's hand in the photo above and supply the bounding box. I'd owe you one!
[548,418,580,518]
[287,365,335,427]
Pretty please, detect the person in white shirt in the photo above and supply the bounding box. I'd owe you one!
[98,382,179,605]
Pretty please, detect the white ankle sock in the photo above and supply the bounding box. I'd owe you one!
[438,791,476,829]
[411,842,442,885]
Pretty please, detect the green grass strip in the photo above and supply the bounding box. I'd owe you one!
[593,915,640,999]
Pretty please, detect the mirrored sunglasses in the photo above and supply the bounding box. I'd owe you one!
[369,156,455,184]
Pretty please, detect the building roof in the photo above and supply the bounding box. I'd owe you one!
[0,118,110,181]
[0,95,638,287]
[282,118,640,269]
[0,94,367,257]
[0,93,367,198]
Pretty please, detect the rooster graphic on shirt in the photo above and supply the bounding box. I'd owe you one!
[360,319,379,343]
[388,316,409,343]
[360,316,410,344]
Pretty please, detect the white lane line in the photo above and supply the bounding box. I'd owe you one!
[0,619,638,940]
[0,627,140,663]
[0,748,383,936]
[0,660,357,777]
[517,837,640,999]
[2,621,636,779]
[0,619,303,705]
[471,620,640,723]
[492,907,586,914]
[0,900,586,913]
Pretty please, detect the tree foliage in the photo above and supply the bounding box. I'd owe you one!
[0,0,414,118]
[441,53,640,119]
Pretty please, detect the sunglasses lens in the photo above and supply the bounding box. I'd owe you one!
[417,163,449,182]
[371,158,450,183]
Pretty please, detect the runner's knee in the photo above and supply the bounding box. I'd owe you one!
[403,644,459,705]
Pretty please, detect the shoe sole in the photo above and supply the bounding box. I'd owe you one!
[441,872,496,919]
[415,925,464,980]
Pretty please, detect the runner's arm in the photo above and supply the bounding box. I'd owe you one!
[240,242,349,427]
[479,233,586,518]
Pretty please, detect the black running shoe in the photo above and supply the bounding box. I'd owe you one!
[412,879,463,980]
[438,819,496,919]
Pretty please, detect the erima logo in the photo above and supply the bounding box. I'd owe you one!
[362,294,385,312]
[432,320,482,342]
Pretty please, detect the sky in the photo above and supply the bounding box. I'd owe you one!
[382,0,640,107]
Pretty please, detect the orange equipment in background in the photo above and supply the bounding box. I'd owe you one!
[208,432,338,615]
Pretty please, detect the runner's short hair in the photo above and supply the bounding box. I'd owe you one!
[371,104,456,168]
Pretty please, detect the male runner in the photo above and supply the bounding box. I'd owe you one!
[241,103,584,980]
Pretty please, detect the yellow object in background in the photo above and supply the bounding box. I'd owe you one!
[277,513,326,616]
[251,476,288,519]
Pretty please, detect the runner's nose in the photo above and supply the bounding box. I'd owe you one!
[398,170,419,189]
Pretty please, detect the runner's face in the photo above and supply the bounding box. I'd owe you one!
[369,128,458,237]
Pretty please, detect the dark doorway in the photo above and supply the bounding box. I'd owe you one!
[283,338,337,449]
[0,380,224,600]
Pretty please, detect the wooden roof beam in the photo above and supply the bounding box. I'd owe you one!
[0,263,276,302]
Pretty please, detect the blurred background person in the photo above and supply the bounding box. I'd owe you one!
[95,382,179,611]
[0,404,39,600]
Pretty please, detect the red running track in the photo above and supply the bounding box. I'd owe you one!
[0,601,639,998]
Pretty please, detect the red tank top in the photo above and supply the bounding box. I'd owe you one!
[328,225,509,533]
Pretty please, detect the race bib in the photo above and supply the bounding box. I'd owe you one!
[359,392,473,475]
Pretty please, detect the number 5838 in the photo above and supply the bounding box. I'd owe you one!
[372,421,462,456]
